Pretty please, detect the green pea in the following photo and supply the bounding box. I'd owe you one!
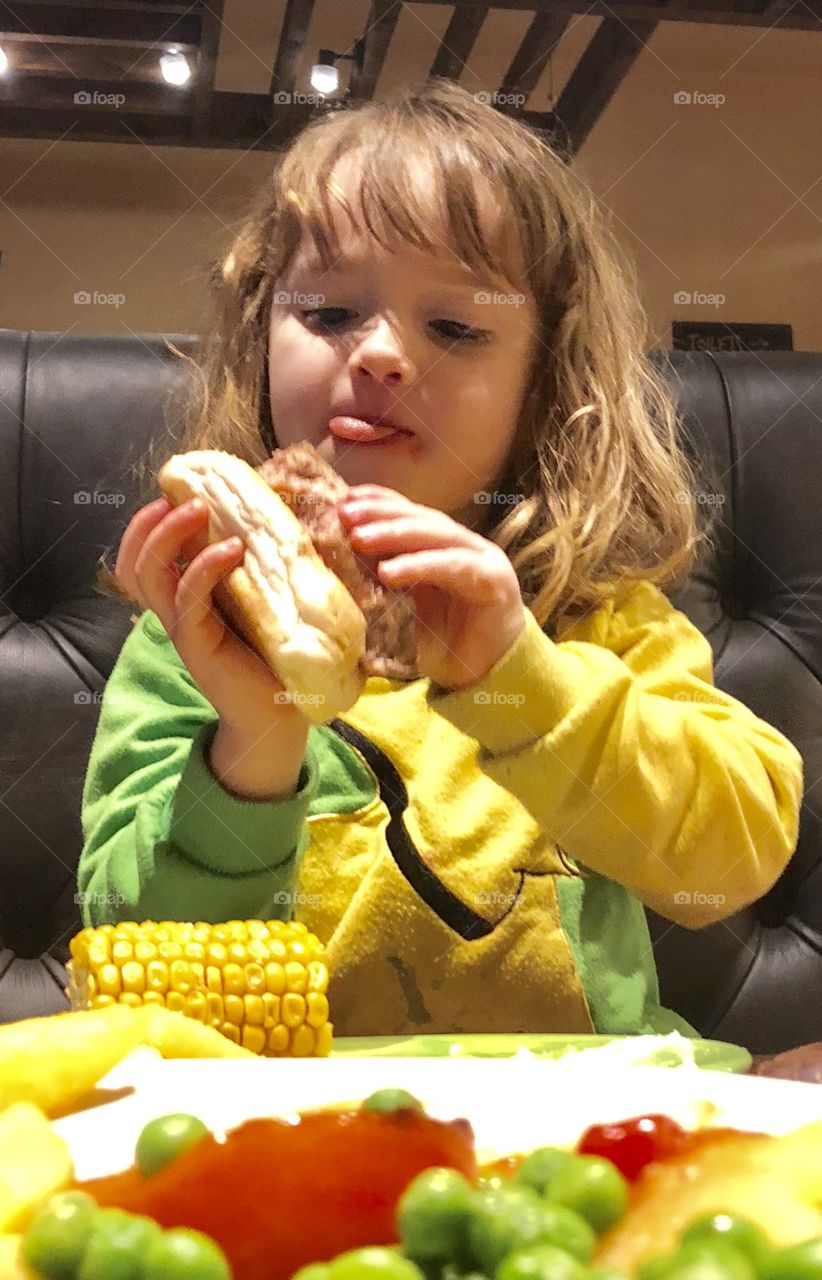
[761,1238,822,1280]
[328,1246,425,1280]
[467,1183,572,1275]
[20,1192,98,1280]
[78,1209,163,1280]
[531,1203,596,1263]
[291,1267,332,1280]
[362,1090,425,1116]
[136,1113,210,1178]
[681,1215,772,1269]
[646,1241,756,1280]
[515,1149,574,1196]
[497,1243,589,1280]
[545,1155,629,1234]
[142,1228,232,1280]
[638,1256,679,1280]
[398,1168,475,1264]
[589,1269,630,1280]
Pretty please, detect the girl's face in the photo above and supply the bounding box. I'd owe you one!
[267,161,538,527]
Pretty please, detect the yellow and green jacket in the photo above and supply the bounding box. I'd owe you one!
[78,579,804,1038]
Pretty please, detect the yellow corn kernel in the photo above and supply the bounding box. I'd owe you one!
[267,1025,289,1054]
[221,1022,240,1044]
[290,1025,315,1058]
[118,991,143,1008]
[98,963,121,998]
[142,990,164,1006]
[265,963,286,995]
[306,993,330,1028]
[224,994,243,1026]
[112,939,133,964]
[166,991,186,1014]
[121,961,146,996]
[146,960,169,994]
[306,962,329,994]
[158,940,183,963]
[93,993,116,1009]
[207,993,224,1027]
[315,1023,334,1057]
[206,965,222,994]
[169,959,192,993]
[245,963,266,994]
[262,994,280,1028]
[134,940,158,964]
[281,993,306,1029]
[207,942,228,968]
[243,995,265,1026]
[223,963,245,996]
[285,962,308,995]
[241,1025,266,1054]
[186,991,207,1023]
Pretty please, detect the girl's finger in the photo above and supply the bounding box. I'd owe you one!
[172,538,245,650]
[114,497,173,601]
[132,499,208,622]
[350,514,479,554]
[379,548,507,604]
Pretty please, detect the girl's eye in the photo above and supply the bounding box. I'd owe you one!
[299,310,486,346]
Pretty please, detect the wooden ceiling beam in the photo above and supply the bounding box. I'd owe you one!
[348,0,402,101]
[193,0,222,137]
[429,4,488,80]
[411,0,822,25]
[0,3,201,44]
[0,89,315,147]
[0,70,195,113]
[268,0,316,105]
[553,18,656,155]
[498,10,570,101]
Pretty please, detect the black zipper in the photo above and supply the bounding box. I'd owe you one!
[328,717,495,940]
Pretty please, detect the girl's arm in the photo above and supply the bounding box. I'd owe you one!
[78,611,317,927]
[427,578,804,928]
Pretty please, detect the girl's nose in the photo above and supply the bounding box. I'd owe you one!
[350,319,415,385]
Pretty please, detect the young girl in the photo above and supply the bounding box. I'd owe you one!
[79,79,803,1039]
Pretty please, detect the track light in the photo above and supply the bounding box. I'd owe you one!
[160,49,191,86]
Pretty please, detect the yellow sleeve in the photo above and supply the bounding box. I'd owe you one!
[426,580,804,928]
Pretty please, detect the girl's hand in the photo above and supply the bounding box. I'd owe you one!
[115,496,308,737]
[338,484,527,692]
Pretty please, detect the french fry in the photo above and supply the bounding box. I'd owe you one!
[0,1235,24,1280]
[0,1005,253,1116]
[0,1103,72,1233]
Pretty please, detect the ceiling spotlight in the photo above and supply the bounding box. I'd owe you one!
[160,49,191,86]
[0,47,9,76]
[309,40,364,96]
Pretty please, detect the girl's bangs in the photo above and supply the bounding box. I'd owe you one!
[283,133,524,292]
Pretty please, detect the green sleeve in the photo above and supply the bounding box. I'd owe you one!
[78,611,319,927]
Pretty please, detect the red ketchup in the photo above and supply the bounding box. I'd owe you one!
[78,1108,477,1280]
[577,1113,692,1181]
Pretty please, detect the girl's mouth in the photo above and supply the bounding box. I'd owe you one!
[328,416,414,445]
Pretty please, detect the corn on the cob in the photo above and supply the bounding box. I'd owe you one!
[66,919,333,1058]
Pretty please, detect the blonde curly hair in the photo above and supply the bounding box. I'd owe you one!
[126,77,720,633]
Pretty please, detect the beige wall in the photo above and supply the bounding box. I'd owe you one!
[0,8,819,348]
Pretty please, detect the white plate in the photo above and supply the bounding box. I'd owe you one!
[54,1052,822,1182]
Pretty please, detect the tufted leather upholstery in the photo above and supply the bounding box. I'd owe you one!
[1,328,820,1053]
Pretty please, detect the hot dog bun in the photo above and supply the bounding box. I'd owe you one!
[157,449,366,723]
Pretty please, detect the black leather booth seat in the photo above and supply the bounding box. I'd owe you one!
[1,328,820,1052]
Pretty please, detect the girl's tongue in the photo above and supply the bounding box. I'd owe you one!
[329,416,412,444]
